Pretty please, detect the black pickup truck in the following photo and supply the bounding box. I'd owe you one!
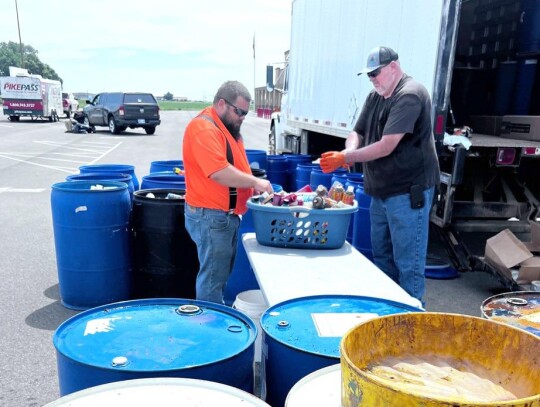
[83,92,161,135]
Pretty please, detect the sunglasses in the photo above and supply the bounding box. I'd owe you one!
[224,99,249,117]
[367,64,389,79]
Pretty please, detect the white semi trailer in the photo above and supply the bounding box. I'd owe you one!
[268,0,540,289]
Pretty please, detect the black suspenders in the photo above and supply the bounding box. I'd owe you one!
[198,114,237,212]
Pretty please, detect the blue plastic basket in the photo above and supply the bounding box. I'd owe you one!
[246,197,358,249]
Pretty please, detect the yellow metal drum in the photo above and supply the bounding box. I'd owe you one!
[340,312,540,406]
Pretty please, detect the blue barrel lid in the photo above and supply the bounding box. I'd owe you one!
[52,180,128,192]
[53,299,256,372]
[261,295,422,358]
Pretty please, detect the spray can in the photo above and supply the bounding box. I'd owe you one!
[342,185,355,205]
[312,196,325,209]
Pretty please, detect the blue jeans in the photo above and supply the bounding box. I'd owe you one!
[184,204,240,303]
[369,187,434,303]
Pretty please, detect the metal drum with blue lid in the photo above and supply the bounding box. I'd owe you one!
[260,295,423,407]
[481,291,540,337]
[45,378,270,406]
[53,298,257,396]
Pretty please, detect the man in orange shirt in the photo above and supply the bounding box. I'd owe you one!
[183,81,273,303]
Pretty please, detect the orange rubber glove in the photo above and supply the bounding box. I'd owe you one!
[320,151,346,173]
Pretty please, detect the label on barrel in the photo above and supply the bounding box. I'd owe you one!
[312,313,378,337]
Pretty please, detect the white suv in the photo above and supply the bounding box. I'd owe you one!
[62,92,79,118]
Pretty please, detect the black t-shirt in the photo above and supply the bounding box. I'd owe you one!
[353,75,440,199]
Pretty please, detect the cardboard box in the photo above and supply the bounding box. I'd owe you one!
[501,115,540,142]
[469,115,503,136]
[484,222,540,283]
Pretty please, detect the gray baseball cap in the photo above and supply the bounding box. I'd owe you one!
[357,46,399,75]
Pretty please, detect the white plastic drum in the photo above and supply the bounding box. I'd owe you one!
[285,364,341,406]
[45,377,270,406]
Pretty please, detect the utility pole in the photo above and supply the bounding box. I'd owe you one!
[15,0,24,68]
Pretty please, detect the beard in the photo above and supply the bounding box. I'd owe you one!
[222,117,242,140]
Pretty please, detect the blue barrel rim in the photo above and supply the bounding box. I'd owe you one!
[53,298,257,372]
[66,172,133,182]
[79,164,135,172]
[261,294,423,357]
[52,180,128,191]
[150,160,184,166]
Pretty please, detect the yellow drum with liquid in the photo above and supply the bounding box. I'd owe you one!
[341,312,540,406]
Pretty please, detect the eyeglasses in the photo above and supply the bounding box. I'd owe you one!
[367,64,389,79]
[224,99,249,117]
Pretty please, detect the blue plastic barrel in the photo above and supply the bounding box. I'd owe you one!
[493,61,518,116]
[351,182,372,260]
[295,164,319,191]
[517,0,540,54]
[266,155,288,171]
[53,298,257,396]
[511,58,538,115]
[344,174,365,242]
[271,184,283,193]
[285,154,312,181]
[245,149,267,170]
[266,156,288,190]
[266,171,288,190]
[149,160,184,173]
[79,164,139,191]
[330,171,348,188]
[66,172,134,201]
[50,181,131,310]
[141,173,186,190]
[261,295,423,407]
[310,167,332,190]
[346,172,364,185]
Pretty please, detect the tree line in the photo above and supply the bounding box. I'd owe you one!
[0,41,62,82]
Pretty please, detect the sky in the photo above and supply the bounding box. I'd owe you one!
[1,0,292,101]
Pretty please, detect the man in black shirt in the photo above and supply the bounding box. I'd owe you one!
[320,46,440,304]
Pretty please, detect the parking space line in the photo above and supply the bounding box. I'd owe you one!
[0,140,123,173]
[0,154,78,173]
[88,142,122,164]
[0,187,46,194]
[34,140,120,154]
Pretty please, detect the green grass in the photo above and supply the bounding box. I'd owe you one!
[75,99,212,111]
[158,101,212,111]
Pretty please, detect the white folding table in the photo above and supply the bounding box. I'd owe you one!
[242,233,423,309]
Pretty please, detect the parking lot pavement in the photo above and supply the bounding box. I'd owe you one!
[0,111,507,406]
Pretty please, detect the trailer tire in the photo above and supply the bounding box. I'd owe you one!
[8,115,20,122]
[269,123,276,154]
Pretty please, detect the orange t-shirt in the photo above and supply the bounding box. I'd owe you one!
[183,106,253,215]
